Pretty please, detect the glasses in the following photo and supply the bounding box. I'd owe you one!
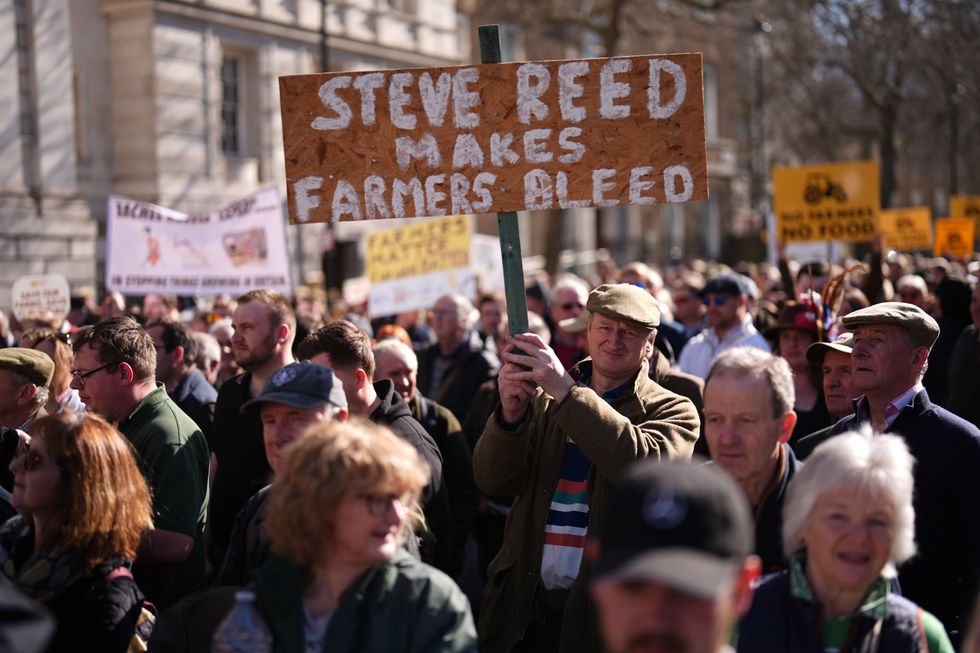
[702,295,730,307]
[357,493,407,517]
[559,302,584,311]
[69,361,121,384]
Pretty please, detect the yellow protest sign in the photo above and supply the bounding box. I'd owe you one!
[772,161,879,243]
[878,207,932,251]
[949,195,980,220]
[933,218,975,259]
[365,215,470,283]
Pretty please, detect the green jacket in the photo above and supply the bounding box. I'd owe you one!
[473,359,700,653]
[251,551,477,653]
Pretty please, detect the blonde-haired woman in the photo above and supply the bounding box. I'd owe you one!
[19,329,84,415]
[0,413,153,652]
[737,427,953,652]
[245,419,476,652]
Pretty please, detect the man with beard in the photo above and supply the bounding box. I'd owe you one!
[589,460,758,653]
[208,290,295,570]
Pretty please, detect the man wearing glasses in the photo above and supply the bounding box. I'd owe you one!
[678,273,771,380]
[548,276,590,370]
[71,316,210,609]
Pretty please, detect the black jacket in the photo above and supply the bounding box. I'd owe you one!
[417,331,499,424]
[796,389,980,636]
[370,381,452,572]
[209,373,271,567]
[738,571,935,653]
[754,444,801,574]
[410,394,478,578]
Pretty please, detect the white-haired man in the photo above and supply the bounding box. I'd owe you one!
[417,293,499,423]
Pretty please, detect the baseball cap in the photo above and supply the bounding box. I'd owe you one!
[0,348,54,387]
[590,460,753,599]
[699,273,750,299]
[586,283,660,330]
[839,301,940,350]
[806,332,855,365]
[241,361,347,413]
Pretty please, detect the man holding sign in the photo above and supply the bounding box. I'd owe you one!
[474,284,699,653]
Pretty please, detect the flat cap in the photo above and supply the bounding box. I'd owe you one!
[0,348,54,387]
[699,273,750,299]
[586,283,660,330]
[840,302,940,350]
[805,331,854,365]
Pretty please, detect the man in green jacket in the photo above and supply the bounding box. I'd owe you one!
[474,283,701,653]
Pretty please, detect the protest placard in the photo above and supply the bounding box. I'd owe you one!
[11,274,71,322]
[365,215,476,315]
[949,195,980,221]
[933,218,975,259]
[772,161,879,243]
[279,53,707,223]
[878,207,933,251]
[105,188,291,296]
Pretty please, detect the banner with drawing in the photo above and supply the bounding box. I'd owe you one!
[105,188,291,296]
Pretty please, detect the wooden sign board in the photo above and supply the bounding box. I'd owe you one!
[933,218,975,259]
[279,54,707,223]
[878,207,932,251]
[772,161,879,243]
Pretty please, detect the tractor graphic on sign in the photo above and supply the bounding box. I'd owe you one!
[804,173,848,205]
[964,202,980,218]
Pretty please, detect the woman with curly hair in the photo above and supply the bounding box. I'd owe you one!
[0,412,153,651]
[243,418,476,652]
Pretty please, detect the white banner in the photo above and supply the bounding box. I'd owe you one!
[106,188,291,296]
[369,268,477,317]
[11,274,71,321]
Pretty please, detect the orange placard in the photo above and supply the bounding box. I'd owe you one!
[933,218,975,259]
[878,207,932,251]
[772,161,879,243]
[279,54,707,223]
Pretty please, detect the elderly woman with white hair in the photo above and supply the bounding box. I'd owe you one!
[737,428,953,653]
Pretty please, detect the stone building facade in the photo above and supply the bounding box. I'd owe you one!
[0,0,468,310]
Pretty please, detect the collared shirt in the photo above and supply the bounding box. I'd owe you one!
[677,314,771,379]
[882,383,923,430]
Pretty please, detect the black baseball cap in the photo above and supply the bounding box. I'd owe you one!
[699,273,750,299]
[241,361,347,413]
[591,460,753,599]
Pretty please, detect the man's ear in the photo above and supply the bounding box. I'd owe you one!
[173,345,185,366]
[15,383,37,408]
[778,411,797,444]
[117,361,137,385]
[354,368,369,389]
[276,323,290,345]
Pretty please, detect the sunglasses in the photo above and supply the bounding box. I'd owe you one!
[702,295,731,306]
[16,443,61,473]
[559,302,584,311]
[357,492,408,518]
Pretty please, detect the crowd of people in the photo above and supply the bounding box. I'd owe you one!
[0,246,978,653]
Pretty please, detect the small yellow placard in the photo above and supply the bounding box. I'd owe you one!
[772,161,879,243]
[878,207,932,251]
[949,195,980,219]
[365,215,470,283]
[933,218,975,259]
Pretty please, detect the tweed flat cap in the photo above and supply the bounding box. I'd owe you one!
[0,348,54,387]
[586,284,660,330]
[840,302,940,350]
[805,332,855,365]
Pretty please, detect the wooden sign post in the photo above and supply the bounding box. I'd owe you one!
[278,29,708,333]
[479,24,528,333]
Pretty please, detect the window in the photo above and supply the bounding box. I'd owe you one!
[220,57,241,156]
[704,63,718,141]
